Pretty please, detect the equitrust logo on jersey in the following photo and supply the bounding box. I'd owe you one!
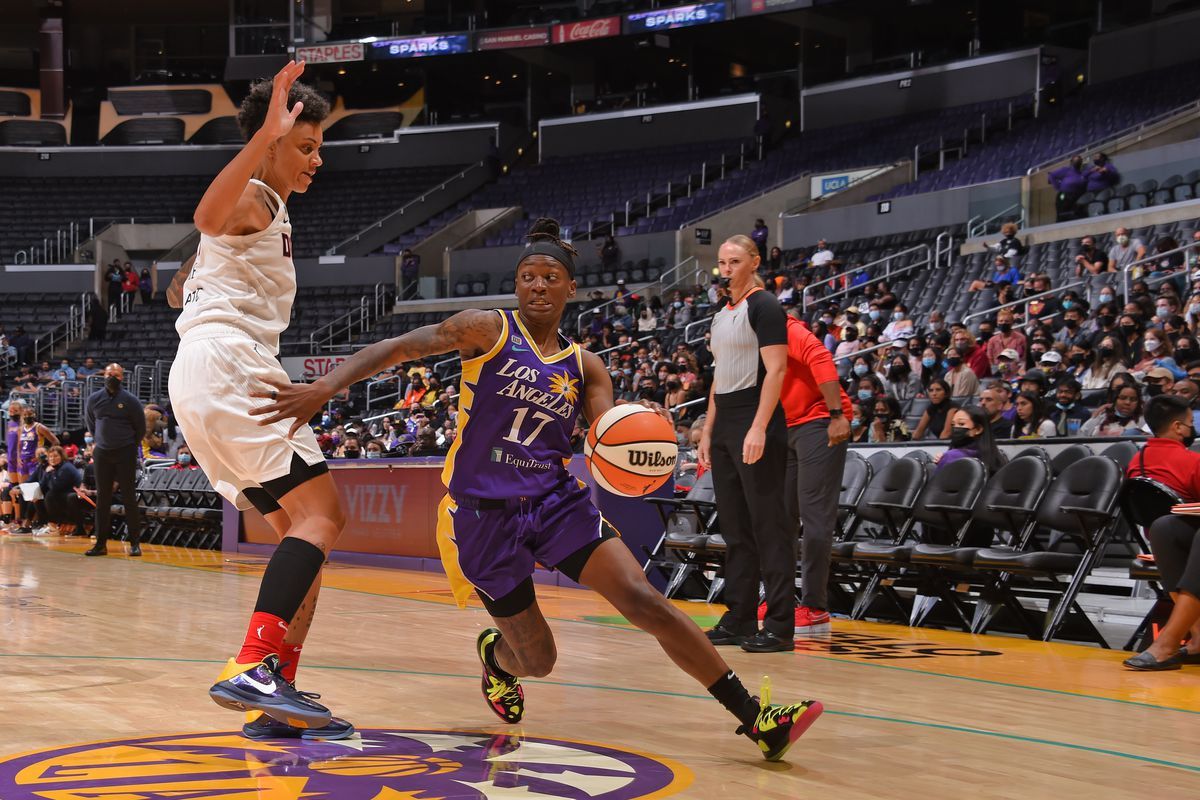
[0,729,693,799]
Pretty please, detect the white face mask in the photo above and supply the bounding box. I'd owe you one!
[1144,338,1161,352]
[893,312,905,321]
[1117,235,1130,246]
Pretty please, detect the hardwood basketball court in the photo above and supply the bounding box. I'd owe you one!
[0,536,1196,799]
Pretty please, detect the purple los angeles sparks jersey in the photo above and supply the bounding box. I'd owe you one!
[442,309,583,499]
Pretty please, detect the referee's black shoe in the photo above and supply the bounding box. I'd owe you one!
[740,630,796,653]
[705,625,749,646]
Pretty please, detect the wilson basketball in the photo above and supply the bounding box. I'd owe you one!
[585,404,678,497]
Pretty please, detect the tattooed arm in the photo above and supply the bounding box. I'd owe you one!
[166,253,197,309]
[250,309,502,436]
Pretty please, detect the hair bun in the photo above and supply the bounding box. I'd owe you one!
[527,217,561,240]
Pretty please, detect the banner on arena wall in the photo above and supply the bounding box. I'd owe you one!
[477,26,550,51]
[295,42,364,64]
[624,2,729,33]
[281,355,350,382]
[551,16,622,44]
[810,168,883,199]
[368,34,471,60]
[733,0,813,16]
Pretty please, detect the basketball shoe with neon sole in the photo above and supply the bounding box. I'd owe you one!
[736,677,824,762]
[209,655,331,729]
[478,628,524,724]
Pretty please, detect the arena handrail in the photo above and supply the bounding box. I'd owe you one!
[801,243,932,313]
[961,279,1087,327]
[1121,241,1194,302]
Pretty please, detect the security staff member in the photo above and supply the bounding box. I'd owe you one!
[699,235,793,653]
[782,308,852,635]
[83,363,145,556]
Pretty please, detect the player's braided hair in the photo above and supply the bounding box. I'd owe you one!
[237,77,331,142]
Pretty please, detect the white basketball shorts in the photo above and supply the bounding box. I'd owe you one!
[168,323,325,510]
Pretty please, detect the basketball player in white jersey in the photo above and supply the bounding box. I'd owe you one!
[167,61,351,739]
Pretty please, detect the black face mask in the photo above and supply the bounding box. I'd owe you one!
[950,426,976,448]
[888,365,909,379]
[1099,347,1115,360]
[947,356,962,368]
[343,449,360,459]
[1064,319,1079,329]
[978,331,994,343]
[1098,315,1114,328]
[998,323,1012,334]
[104,375,121,393]
[1120,324,1138,336]
[1146,384,1164,398]
[1070,353,1087,365]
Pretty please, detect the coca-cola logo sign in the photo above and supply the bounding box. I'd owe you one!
[551,16,621,44]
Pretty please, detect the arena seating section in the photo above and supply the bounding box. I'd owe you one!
[0,165,463,263]
[110,467,222,550]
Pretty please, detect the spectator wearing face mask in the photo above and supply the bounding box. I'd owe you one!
[139,268,153,304]
[968,256,1022,293]
[1135,329,1186,379]
[985,310,1026,368]
[170,445,199,470]
[868,396,909,443]
[1086,152,1120,193]
[882,354,922,401]
[1049,378,1090,436]
[1081,382,1146,436]
[1049,155,1088,221]
[935,407,1006,474]
[121,262,139,307]
[1081,335,1129,390]
[749,219,768,257]
[1171,379,1200,431]
[845,357,874,396]
[880,305,914,342]
[1055,306,1092,349]
[1107,226,1146,277]
[950,327,990,382]
[364,441,385,459]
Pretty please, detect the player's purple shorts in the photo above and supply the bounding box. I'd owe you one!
[437,476,613,609]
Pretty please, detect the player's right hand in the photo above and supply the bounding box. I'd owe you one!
[258,61,307,142]
[249,379,329,439]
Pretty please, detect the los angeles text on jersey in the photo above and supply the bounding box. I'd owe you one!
[493,358,576,419]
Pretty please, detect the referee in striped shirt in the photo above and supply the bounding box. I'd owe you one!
[699,235,795,653]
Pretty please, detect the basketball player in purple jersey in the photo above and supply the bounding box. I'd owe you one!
[9,408,58,534]
[252,218,823,761]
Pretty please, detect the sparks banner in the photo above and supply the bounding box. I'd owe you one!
[624,2,728,33]
[368,34,471,60]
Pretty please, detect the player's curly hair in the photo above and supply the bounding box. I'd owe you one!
[524,217,579,258]
[237,77,331,142]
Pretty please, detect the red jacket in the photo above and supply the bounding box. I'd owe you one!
[782,316,852,427]
[965,344,992,380]
[1126,438,1200,502]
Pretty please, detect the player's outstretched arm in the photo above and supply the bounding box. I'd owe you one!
[193,60,306,237]
[249,309,501,437]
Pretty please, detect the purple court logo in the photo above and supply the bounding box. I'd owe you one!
[0,728,693,799]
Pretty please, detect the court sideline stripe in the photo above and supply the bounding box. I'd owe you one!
[0,651,1196,774]
[16,545,1200,717]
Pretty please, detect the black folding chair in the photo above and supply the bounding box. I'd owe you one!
[971,456,1123,645]
[1119,476,1183,651]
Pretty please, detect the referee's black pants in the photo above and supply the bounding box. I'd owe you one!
[94,444,140,546]
[710,399,794,639]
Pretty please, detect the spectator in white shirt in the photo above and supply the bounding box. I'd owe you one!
[881,304,915,341]
[810,240,835,270]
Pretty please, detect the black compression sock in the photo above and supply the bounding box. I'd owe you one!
[483,633,516,680]
[707,671,760,728]
[252,537,326,622]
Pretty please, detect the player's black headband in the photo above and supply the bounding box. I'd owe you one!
[517,240,576,278]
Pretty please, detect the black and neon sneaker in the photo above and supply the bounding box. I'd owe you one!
[242,709,356,741]
[736,677,824,762]
[478,628,524,724]
[209,655,331,730]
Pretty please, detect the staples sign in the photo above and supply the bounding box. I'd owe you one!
[281,355,349,382]
[296,43,364,64]
[551,16,622,44]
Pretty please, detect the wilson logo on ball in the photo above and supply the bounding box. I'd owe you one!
[628,450,677,468]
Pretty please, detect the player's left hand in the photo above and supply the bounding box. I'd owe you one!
[636,399,673,423]
[827,415,850,446]
[249,379,330,439]
[742,425,766,465]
